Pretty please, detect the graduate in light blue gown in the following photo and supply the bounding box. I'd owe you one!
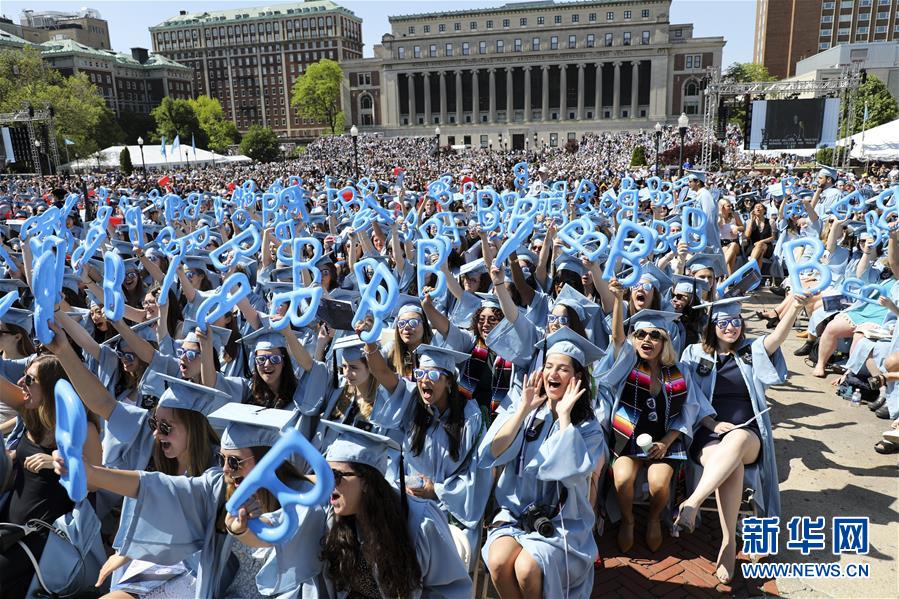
[676,295,807,585]
[321,420,472,598]
[60,402,327,599]
[478,328,606,599]
[362,339,492,554]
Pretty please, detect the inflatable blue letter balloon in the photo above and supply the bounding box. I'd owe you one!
[270,285,323,331]
[557,218,608,262]
[351,258,399,343]
[225,429,334,544]
[602,220,655,287]
[416,237,449,301]
[841,277,888,306]
[102,251,125,321]
[782,238,832,296]
[195,273,252,331]
[54,380,88,503]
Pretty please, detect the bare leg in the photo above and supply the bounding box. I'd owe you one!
[487,536,524,599]
[513,549,543,599]
[612,456,641,551]
[646,461,674,551]
[714,464,744,584]
[814,315,855,377]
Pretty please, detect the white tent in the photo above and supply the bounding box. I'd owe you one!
[843,118,899,161]
[62,144,251,171]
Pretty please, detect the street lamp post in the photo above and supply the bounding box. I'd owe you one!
[434,126,441,172]
[653,122,662,175]
[137,136,146,172]
[350,124,359,180]
[677,112,689,177]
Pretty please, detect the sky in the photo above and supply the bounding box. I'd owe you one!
[3,0,756,66]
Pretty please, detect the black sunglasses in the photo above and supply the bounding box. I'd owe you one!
[634,329,664,341]
[332,469,358,485]
[217,453,253,471]
[23,373,37,386]
[147,416,173,435]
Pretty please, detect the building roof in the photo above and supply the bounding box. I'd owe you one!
[388,0,628,22]
[0,28,27,48]
[38,39,191,71]
[151,1,359,30]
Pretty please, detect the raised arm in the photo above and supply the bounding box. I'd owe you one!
[421,290,450,336]
[489,266,519,324]
[390,222,406,278]
[765,294,807,355]
[176,263,197,303]
[197,326,218,388]
[825,216,844,255]
[440,262,464,301]
[134,247,164,283]
[110,318,156,364]
[282,327,314,373]
[357,322,399,393]
[535,222,556,284]
[609,278,626,354]
[45,322,117,420]
[508,252,535,307]
[56,308,102,361]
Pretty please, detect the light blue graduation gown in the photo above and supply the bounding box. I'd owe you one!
[477,399,605,599]
[680,337,786,519]
[116,469,327,599]
[369,378,492,548]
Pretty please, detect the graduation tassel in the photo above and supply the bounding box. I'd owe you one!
[399,450,409,517]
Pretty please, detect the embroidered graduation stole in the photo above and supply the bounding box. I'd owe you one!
[459,343,512,423]
[611,363,688,458]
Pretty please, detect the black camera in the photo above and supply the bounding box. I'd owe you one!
[520,504,555,538]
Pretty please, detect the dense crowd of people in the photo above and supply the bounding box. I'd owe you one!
[0,130,898,598]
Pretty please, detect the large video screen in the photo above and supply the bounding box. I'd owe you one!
[747,98,840,150]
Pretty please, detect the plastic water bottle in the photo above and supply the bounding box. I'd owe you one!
[850,388,862,408]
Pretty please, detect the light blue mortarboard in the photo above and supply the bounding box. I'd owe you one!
[552,284,600,323]
[672,274,710,296]
[238,325,286,351]
[695,296,750,320]
[156,373,233,415]
[554,254,586,277]
[459,257,487,278]
[332,334,366,363]
[540,327,605,367]
[101,317,159,347]
[0,307,33,334]
[416,343,469,373]
[686,170,707,183]
[626,309,682,333]
[393,294,423,318]
[687,253,727,278]
[515,246,540,265]
[475,292,501,310]
[180,318,232,350]
[209,403,294,449]
[0,278,28,293]
[322,419,401,472]
[638,262,673,291]
[817,165,838,180]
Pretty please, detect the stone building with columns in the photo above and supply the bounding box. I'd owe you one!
[341,0,723,149]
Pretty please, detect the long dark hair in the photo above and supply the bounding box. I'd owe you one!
[701,312,746,356]
[250,347,298,409]
[218,446,305,531]
[566,359,596,426]
[151,407,219,476]
[553,306,587,339]
[410,375,465,461]
[321,463,422,599]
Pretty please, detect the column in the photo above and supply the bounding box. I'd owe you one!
[541,65,549,121]
[439,71,447,124]
[407,73,416,125]
[630,61,639,119]
[523,66,531,122]
[612,61,621,119]
[455,70,463,125]
[488,68,496,124]
[559,64,567,120]
[505,67,514,123]
[471,69,480,124]
[577,63,585,120]
[594,62,602,120]
[423,71,431,125]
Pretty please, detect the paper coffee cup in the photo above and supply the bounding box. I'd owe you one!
[637,433,654,453]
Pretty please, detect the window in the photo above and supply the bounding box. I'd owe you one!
[820,28,833,36]
[642,9,650,18]
[538,16,545,25]
[875,25,887,32]
[568,35,576,48]
[514,38,522,51]
[820,42,831,49]
[860,0,871,5]
[470,21,477,30]
[549,133,558,147]
[462,42,470,55]
[876,11,890,18]
[550,35,558,49]
[624,10,632,19]
[822,15,834,22]
[486,20,493,29]
[454,22,461,31]
[839,13,853,21]
[413,45,421,57]
[604,32,613,46]
[572,14,579,23]
[623,31,631,45]
[520,17,527,26]
[423,25,430,33]
[480,134,488,148]
[838,27,851,35]
[858,11,870,19]
[429,44,437,57]
[685,81,699,96]
[503,18,510,28]
[445,43,453,56]
[438,24,446,32]
[674,28,683,38]
[554,15,561,24]
[532,37,540,50]
[839,0,854,7]
[589,12,596,22]
[823,1,836,8]
[496,39,504,52]
[858,26,869,33]
[586,33,595,47]
[398,47,406,59]
[479,41,487,54]
[408,26,415,34]
[642,30,650,44]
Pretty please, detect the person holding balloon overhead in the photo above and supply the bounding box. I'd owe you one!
[321,419,472,598]
[0,354,102,598]
[53,401,329,599]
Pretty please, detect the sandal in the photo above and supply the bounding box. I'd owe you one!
[874,440,899,454]
[672,505,697,535]
[869,374,887,391]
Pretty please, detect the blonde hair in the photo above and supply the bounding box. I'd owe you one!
[631,329,678,367]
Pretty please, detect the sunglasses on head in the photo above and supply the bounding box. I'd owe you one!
[547,314,569,326]
[634,329,664,341]
[255,354,284,365]
[395,318,421,330]
[116,349,137,363]
[175,347,199,361]
[715,317,743,330]
[332,468,358,485]
[217,453,253,471]
[148,416,173,435]
[413,368,447,382]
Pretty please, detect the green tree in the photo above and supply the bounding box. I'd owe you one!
[630,146,647,166]
[118,111,155,144]
[721,62,778,127]
[150,97,207,146]
[290,59,343,135]
[239,125,280,162]
[119,147,133,174]
[816,147,834,165]
[852,74,898,133]
[0,47,119,158]
[187,95,240,152]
